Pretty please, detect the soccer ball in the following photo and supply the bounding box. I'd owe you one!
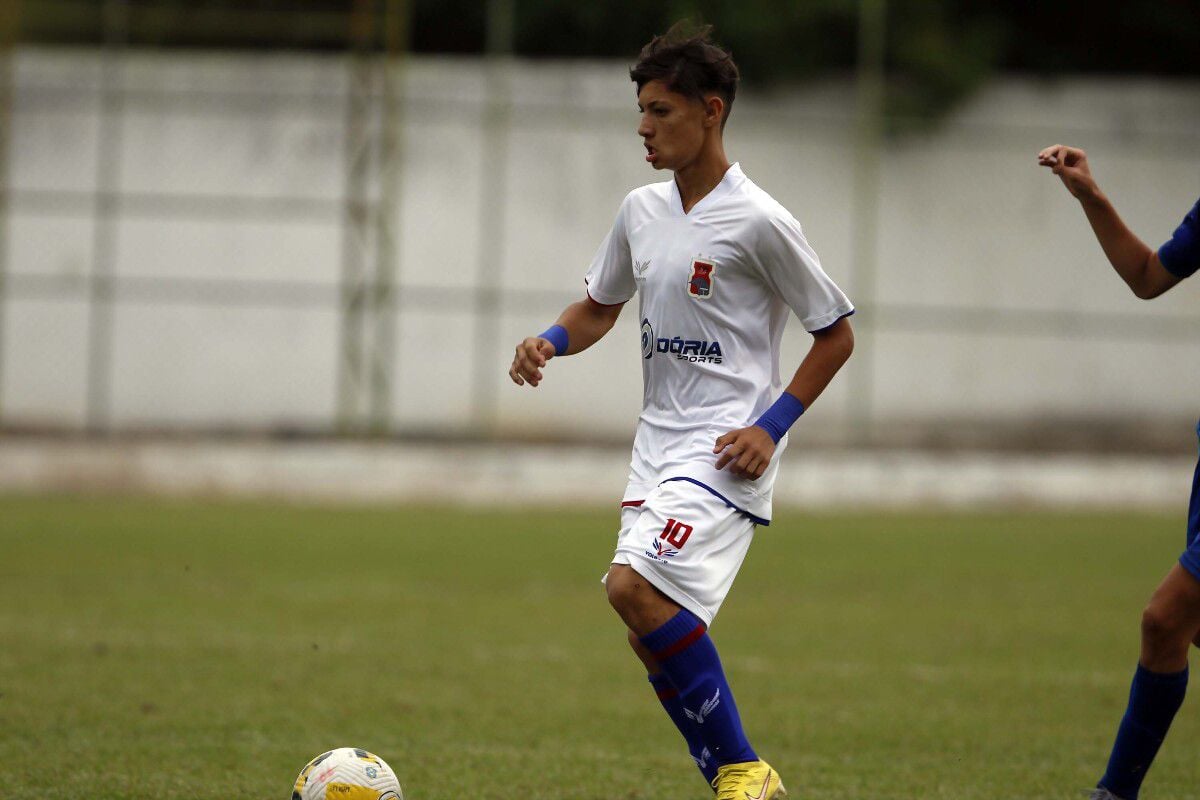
[291,747,404,800]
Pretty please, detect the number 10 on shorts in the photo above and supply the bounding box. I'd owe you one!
[660,518,694,548]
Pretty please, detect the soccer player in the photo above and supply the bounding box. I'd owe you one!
[509,23,855,799]
[1038,143,1200,800]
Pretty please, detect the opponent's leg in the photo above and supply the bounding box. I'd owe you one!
[1096,564,1200,799]
[627,630,718,786]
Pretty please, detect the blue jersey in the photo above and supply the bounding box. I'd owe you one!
[1158,197,1200,278]
[1175,197,1200,579]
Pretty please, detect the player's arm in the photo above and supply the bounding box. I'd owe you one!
[1038,144,1182,300]
[713,315,854,480]
[508,296,625,388]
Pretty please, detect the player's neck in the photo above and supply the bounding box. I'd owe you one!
[673,146,732,214]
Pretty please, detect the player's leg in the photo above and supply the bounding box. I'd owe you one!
[1140,564,1200,671]
[1095,444,1200,799]
[605,483,783,798]
[606,505,720,786]
[1096,563,1200,799]
[607,563,758,767]
[625,627,719,786]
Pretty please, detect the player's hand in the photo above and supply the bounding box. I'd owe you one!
[713,426,776,481]
[1037,144,1100,202]
[508,337,557,387]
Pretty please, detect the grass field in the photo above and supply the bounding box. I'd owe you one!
[2,494,1199,799]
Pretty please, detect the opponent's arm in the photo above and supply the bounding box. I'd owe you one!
[1038,144,1181,300]
[713,315,854,480]
[508,297,625,388]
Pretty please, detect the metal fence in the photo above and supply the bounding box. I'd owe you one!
[2,3,1200,451]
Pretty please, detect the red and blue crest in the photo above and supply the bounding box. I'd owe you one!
[687,259,715,299]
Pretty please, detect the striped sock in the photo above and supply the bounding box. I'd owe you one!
[640,608,758,767]
[649,672,718,785]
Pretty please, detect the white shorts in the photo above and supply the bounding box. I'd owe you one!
[609,480,757,626]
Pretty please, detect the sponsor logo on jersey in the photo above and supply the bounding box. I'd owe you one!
[634,258,651,278]
[642,320,723,364]
[687,259,715,299]
[654,336,723,364]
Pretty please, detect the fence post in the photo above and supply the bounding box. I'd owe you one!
[468,0,514,436]
[84,0,128,433]
[0,0,17,426]
[846,0,886,444]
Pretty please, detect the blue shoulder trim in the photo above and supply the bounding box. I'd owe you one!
[660,476,770,526]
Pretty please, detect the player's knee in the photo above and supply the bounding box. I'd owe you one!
[606,565,654,619]
[1141,603,1186,652]
[605,570,637,615]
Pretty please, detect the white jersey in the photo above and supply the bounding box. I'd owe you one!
[584,163,853,524]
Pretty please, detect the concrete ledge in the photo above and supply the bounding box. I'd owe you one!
[0,436,1192,511]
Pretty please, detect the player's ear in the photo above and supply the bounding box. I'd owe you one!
[702,94,724,129]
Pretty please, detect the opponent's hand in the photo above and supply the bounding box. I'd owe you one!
[509,337,557,387]
[1037,144,1099,202]
[713,426,776,481]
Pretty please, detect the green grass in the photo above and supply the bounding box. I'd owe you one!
[1,494,1198,799]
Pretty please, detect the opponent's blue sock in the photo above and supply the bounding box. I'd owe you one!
[1099,664,1188,800]
[641,609,758,767]
[649,672,718,785]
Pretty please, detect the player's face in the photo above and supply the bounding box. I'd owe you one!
[637,80,708,172]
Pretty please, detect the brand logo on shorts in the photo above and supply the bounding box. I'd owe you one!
[650,539,679,560]
[687,259,715,299]
[644,517,694,563]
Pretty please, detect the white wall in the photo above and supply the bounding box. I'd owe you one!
[2,48,1199,446]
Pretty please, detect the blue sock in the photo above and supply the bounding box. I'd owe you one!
[649,672,718,786]
[1099,664,1188,800]
[640,609,758,767]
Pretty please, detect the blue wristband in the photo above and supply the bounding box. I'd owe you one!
[753,392,805,444]
[538,324,569,356]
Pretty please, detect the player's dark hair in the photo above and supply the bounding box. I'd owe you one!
[630,21,739,130]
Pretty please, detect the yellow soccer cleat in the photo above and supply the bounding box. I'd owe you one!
[711,760,787,800]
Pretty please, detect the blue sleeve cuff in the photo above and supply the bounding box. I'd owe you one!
[538,324,569,356]
[753,392,805,444]
[1159,198,1200,279]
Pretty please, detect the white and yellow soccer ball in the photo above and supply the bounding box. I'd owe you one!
[291,747,404,800]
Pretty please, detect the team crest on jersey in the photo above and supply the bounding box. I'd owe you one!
[687,259,715,299]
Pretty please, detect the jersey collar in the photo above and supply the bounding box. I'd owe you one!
[670,162,745,218]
